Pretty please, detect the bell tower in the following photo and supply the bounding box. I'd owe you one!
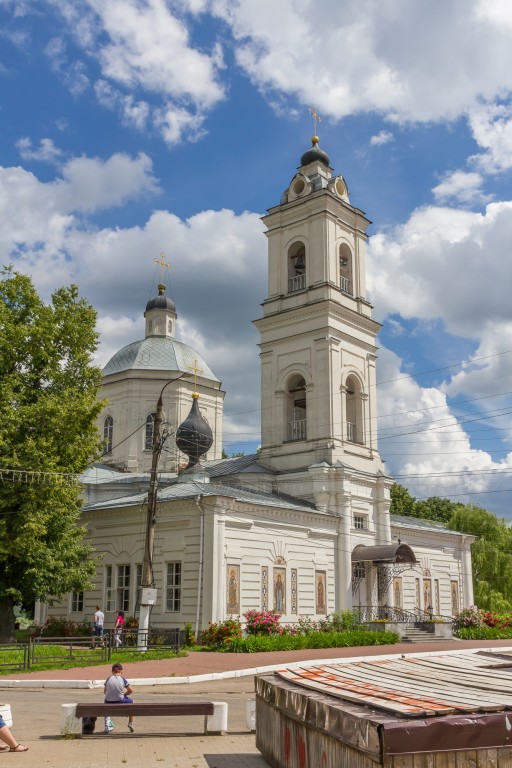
[254,134,384,475]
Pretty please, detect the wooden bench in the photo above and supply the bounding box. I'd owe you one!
[61,701,227,736]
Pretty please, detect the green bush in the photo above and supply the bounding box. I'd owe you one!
[455,626,512,640]
[41,616,91,637]
[182,622,196,646]
[200,618,242,648]
[224,629,400,653]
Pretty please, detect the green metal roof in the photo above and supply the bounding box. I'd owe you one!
[102,336,219,381]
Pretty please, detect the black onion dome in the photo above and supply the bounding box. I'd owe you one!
[145,283,176,313]
[300,136,330,168]
[176,395,213,470]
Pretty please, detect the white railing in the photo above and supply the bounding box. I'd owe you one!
[340,276,350,293]
[288,419,307,441]
[346,421,357,442]
[289,274,306,293]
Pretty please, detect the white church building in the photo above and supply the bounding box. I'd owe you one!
[47,136,474,633]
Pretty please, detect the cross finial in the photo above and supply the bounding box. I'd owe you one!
[309,105,321,138]
[187,357,203,397]
[154,252,170,270]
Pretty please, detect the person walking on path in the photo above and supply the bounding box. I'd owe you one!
[92,606,104,649]
[0,713,28,753]
[103,663,135,734]
[113,610,125,648]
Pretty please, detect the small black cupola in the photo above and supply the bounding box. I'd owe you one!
[300,136,330,168]
[175,393,213,470]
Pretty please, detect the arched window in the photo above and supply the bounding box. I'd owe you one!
[339,244,353,295]
[145,412,156,451]
[287,375,307,440]
[345,375,364,444]
[288,241,306,293]
[103,416,113,454]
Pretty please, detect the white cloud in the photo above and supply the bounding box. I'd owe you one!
[432,170,487,205]
[16,137,63,164]
[0,151,159,277]
[370,131,394,147]
[56,152,159,211]
[212,0,512,124]
[0,155,265,440]
[368,201,512,336]
[45,0,225,144]
[469,102,512,174]
[377,347,512,504]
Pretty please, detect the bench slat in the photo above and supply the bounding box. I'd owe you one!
[75,702,214,717]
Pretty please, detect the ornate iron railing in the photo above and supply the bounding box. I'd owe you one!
[353,605,449,625]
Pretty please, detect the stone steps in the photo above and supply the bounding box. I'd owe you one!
[401,628,447,643]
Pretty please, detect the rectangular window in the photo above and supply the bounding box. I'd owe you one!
[117,565,131,612]
[354,514,365,530]
[71,591,84,612]
[105,565,115,612]
[166,562,182,612]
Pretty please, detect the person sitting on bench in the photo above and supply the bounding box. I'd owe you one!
[103,663,135,734]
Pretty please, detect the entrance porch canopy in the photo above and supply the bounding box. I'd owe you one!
[352,543,416,564]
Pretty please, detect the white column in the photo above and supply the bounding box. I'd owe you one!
[216,507,226,621]
[335,491,353,611]
[461,537,474,608]
[375,475,392,545]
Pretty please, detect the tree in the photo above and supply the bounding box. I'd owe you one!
[389,483,417,517]
[0,269,104,643]
[414,496,462,524]
[390,483,512,612]
[448,505,512,611]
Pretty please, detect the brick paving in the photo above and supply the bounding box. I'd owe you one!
[1,639,512,767]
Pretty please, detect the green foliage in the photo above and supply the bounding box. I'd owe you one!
[448,505,512,611]
[200,618,242,648]
[389,483,417,517]
[0,269,104,640]
[41,616,91,637]
[182,622,196,646]
[225,629,400,653]
[452,606,485,630]
[390,484,512,612]
[455,626,512,640]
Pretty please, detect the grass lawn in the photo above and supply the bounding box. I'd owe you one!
[0,644,186,675]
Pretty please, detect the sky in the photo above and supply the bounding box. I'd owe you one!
[2,0,512,517]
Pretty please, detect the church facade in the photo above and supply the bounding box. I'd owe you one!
[46,137,474,633]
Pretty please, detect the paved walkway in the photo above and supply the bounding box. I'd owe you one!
[1,639,511,767]
[2,637,512,685]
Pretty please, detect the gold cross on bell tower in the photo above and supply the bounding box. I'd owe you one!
[309,105,321,139]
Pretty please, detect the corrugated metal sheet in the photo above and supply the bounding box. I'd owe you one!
[255,652,512,767]
[276,653,512,717]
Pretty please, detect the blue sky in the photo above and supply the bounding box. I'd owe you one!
[2,0,512,516]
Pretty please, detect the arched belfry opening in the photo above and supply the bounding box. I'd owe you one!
[288,241,306,293]
[345,374,364,444]
[286,374,307,441]
[339,243,353,295]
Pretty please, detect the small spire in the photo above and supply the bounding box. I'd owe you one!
[309,105,321,138]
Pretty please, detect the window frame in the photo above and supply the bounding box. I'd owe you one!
[166,561,182,613]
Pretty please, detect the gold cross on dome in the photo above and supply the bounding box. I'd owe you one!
[154,251,170,271]
[309,105,321,136]
[188,357,203,395]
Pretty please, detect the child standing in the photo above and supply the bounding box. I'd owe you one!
[103,663,135,733]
